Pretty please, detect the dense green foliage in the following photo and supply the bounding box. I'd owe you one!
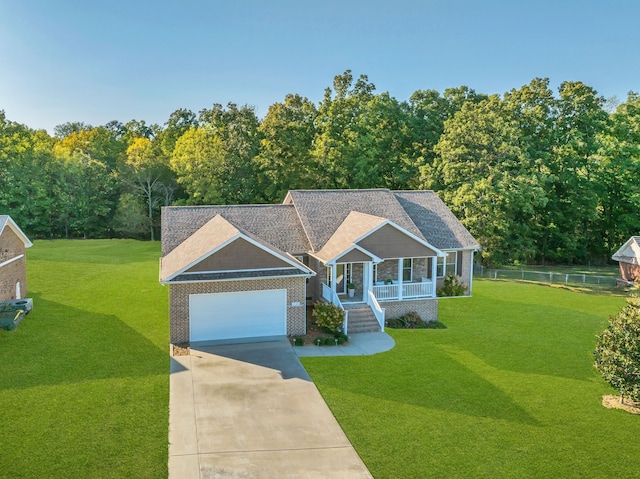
[2,72,639,264]
[312,301,345,333]
[302,281,635,479]
[594,294,640,402]
[0,240,168,477]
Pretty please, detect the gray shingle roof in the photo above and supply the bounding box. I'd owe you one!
[393,191,480,250]
[161,190,480,263]
[161,205,310,256]
[314,211,387,263]
[285,189,425,251]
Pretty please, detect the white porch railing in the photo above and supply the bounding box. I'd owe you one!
[403,281,433,298]
[322,283,349,334]
[367,290,385,332]
[372,280,434,301]
[372,283,400,300]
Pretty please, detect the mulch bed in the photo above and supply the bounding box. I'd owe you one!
[288,306,338,346]
[602,395,640,414]
[172,343,190,356]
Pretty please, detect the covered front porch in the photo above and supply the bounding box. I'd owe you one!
[325,257,437,303]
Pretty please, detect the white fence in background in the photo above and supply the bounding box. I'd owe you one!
[474,266,617,287]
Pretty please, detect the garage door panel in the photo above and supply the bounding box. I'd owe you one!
[189,289,286,342]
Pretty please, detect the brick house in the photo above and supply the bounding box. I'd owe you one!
[0,215,33,301]
[160,189,479,346]
[612,236,640,284]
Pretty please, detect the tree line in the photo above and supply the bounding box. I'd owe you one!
[1,71,639,265]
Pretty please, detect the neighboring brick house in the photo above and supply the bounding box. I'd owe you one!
[612,236,640,284]
[160,189,479,347]
[0,215,33,301]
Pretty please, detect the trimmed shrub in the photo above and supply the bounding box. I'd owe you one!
[312,301,345,333]
[292,337,304,346]
[437,275,468,297]
[324,337,337,346]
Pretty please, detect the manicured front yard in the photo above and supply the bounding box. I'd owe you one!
[2,240,637,478]
[0,240,168,478]
[302,281,639,478]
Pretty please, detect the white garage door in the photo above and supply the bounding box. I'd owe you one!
[189,289,287,343]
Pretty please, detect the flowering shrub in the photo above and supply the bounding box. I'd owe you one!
[312,301,345,333]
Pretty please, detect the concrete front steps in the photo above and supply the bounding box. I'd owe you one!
[344,304,381,333]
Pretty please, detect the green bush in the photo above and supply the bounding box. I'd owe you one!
[324,337,337,346]
[334,332,348,344]
[386,312,447,329]
[594,294,640,403]
[314,338,323,346]
[292,337,304,346]
[437,275,468,297]
[312,301,345,333]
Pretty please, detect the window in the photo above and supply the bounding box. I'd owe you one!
[437,252,457,278]
[373,263,378,284]
[403,258,412,282]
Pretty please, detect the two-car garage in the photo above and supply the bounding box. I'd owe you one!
[188,289,287,343]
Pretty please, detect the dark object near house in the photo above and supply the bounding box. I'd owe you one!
[0,298,33,331]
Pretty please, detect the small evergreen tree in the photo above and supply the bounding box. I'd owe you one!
[594,294,640,404]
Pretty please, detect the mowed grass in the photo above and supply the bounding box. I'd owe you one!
[301,280,639,479]
[0,240,168,478]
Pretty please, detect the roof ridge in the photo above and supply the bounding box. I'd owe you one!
[163,204,293,210]
[289,188,391,193]
[285,193,315,253]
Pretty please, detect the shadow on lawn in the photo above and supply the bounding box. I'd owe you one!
[445,294,616,382]
[307,343,540,426]
[0,295,168,391]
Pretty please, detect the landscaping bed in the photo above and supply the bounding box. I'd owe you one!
[289,305,348,347]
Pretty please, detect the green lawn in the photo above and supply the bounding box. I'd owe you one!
[301,280,638,479]
[0,240,168,478]
[2,241,637,478]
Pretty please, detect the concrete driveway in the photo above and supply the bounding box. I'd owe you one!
[169,338,373,478]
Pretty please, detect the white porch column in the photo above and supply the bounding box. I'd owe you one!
[469,250,475,295]
[362,262,369,302]
[398,258,403,300]
[431,255,438,297]
[331,265,337,298]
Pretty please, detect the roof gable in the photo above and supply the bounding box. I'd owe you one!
[185,237,293,272]
[314,211,441,264]
[160,214,313,283]
[0,215,33,248]
[612,236,640,265]
[161,204,309,256]
[286,189,425,251]
[357,223,441,259]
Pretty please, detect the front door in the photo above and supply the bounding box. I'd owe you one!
[335,263,349,295]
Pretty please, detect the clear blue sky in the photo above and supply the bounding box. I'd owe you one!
[1,0,638,133]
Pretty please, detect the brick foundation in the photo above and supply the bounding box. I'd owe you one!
[381,298,438,323]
